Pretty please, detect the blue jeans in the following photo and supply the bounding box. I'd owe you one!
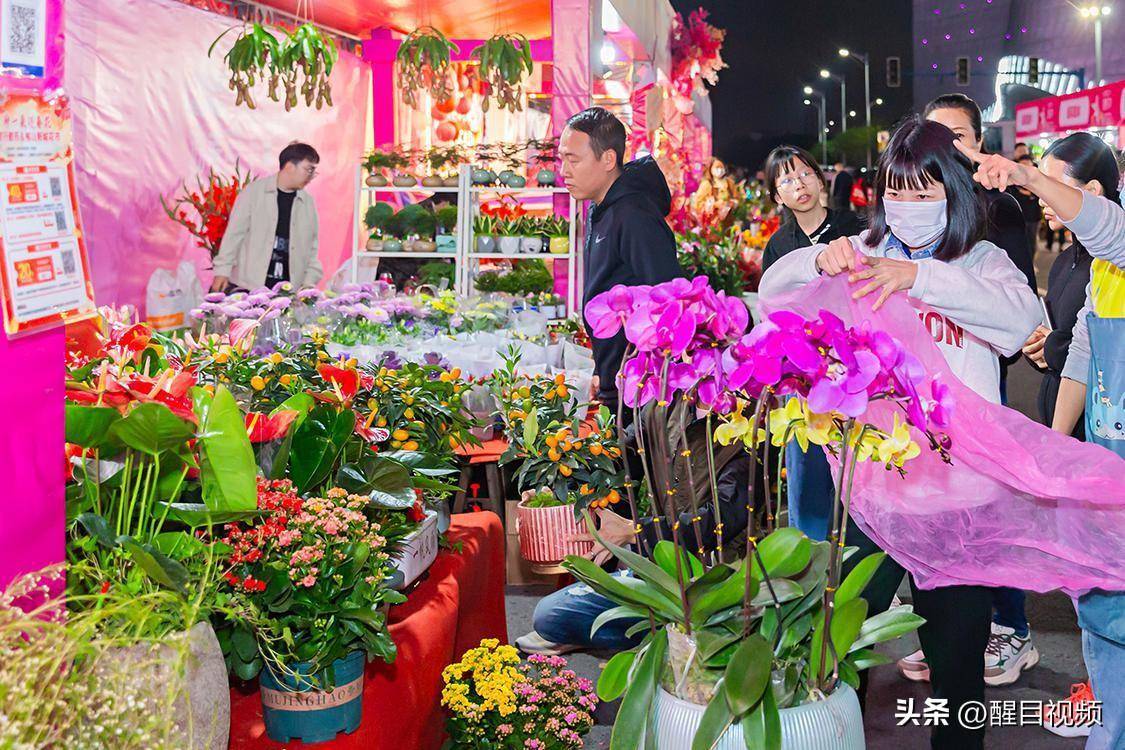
[1079,591,1125,750]
[992,587,1029,636]
[533,571,643,650]
[785,441,833,542]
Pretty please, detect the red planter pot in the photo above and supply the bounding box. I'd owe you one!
[516,500,594,566]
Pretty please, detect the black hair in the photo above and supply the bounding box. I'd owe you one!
[864,116,985,261]
[763,145,826,202]
[923,93,983,142]
[564,107,626,168]
[1043,132,1121,205]
[1014,141,1028,149]
[1016,154,1035,165]
[279,142,320,170]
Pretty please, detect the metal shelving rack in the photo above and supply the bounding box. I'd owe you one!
[352,164,579,314]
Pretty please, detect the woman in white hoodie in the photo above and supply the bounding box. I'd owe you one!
[760,116,1041,750]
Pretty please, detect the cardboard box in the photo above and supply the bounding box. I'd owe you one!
[505,499,554,587]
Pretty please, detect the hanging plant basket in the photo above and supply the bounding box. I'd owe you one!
[396,26,459,108]
[470,34,534,112]
[209,22,337,111]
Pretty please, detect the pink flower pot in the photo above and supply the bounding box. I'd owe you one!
[516,499,593,565]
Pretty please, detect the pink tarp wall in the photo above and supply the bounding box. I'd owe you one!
[65,0,372,313]
[0,0,66,589]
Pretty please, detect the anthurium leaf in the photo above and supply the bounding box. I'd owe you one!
[117,536,189,594]
[337,455,415,508]
[75,512,116,549]
[65,405,122,449]
[111,402,193,456]
[691,681,735,750]
[740,683,781,750]
[289,406,356,494]
[150,531,208,560]
[410,476,460,493]
[156,502,261,528]
[597,649,636,702]
[836,552,886,606]
[849,607,925,653]
[193,386,257,511]
[723,634,772,715]
[610,628,666,750]
[268,392,315,479]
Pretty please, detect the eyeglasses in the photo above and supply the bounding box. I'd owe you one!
[776,170,819,191]
[302,165,318,178]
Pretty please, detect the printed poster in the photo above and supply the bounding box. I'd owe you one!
[0,0,46,78]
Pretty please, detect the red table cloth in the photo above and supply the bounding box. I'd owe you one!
[229,511,508,750]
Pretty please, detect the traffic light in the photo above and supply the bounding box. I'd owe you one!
[886,56,901,88]
[956,56,970,86]
[1029,57,1040,85]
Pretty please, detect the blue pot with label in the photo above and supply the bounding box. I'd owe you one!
[259,649,366,744]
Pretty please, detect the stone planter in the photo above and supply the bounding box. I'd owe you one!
[392,174,417,187]
[654,683,864,750]
[498,236,521,255]
[521,236,545,254]
[442,175,460,188]
[382,239,404,253]
[102,621,229,750]
[516,497,594,567]
[365,174,388,187]
[412,239,438,253]
[421,175,444,187]
[365,238,383,252]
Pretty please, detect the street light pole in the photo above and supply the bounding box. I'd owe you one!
[804,86,828,164]
[821,69,847,133]
[1079,5,1112,85]
[840,49,872,168]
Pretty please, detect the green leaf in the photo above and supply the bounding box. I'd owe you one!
[75,512,117,548]
[751,579,803,607]
[740,683,781,750]
[269,393,315,479]
[289,406,356,494]
[751,528,812,580]
[117,536,189,594]
[849,607,926,653]
[723,634,772,714]
[150,530,208,560]
[691,681,735,750]
[584,512,682,607]
[829,597,869,663]
[336,455,415,509]
[233,655,263,681]
[591,605,646,639]
[776,614,813,655]
[156,502,261,528]
[110,402,193,456]
[610,628,666,750]
[597,649,636,702]
[65,405,122,449]
[693,563,757,624]
[563,556,681,621]
[523,409,538,447]
[848,648,892,671]
[232,626,258,662]
[836,552,886,606]
[654,540,704,580]
[194,386,257,511]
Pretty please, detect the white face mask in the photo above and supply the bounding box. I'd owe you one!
[883,197,948,248]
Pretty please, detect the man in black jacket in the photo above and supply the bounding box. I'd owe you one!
[560,107,682,406]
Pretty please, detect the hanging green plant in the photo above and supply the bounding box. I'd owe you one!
[209,22,337,111]
[470,34,534,112]
[396,26,459,108]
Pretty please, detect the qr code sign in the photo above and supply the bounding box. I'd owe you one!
[8,5,37,57]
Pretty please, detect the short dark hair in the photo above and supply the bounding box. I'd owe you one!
[1014,141,1028,149]
[565,108,626,168]
[865,116,985,262]
[1043,131,1121,205]
[279,142,320,170]
[763,145,826,202]
[1015,154,1035,165]
[923,93,983,142]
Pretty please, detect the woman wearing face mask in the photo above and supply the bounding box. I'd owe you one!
[760,117,1041,750]
[959,137,1125,750]
[690,156,741,215]
[761,145,864,542]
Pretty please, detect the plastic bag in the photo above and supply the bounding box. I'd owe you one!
[145,261,200,331]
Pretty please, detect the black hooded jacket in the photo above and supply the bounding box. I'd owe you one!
[582,157,682,401]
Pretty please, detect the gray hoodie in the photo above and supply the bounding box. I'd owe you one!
[759,234,1041,403]
[1059,193,1125,383]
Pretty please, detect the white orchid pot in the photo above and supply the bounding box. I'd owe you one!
[654,683,864,750]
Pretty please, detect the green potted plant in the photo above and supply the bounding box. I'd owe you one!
[406,205,438,252]
[530,137,560,186]
[496,217,521,255]
[418,260,455,289]
[435,204,459,253]
[473,215,498,254]
[469,34,534,112]
[392,148,420,187]
[363,201,395,251]
[545,215,570,255]
[519,216,545,254]
[363,147,409,187]
[395,26,458,108]
[381,209,406,253]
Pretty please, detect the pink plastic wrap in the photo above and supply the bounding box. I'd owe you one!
[65,0,371,314]
[762,274,1125,596]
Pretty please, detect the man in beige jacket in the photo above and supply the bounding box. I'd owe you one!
[211,142,324,292]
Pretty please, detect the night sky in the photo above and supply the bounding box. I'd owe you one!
[669,0,917,170]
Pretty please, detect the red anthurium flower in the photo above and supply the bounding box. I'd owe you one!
[407,498,426,523]
[245,410,299,443]
[317,363,361,400]
[354,420,390,444]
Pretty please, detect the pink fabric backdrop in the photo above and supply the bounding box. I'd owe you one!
[65,0,371,314]
[0,0,66,589]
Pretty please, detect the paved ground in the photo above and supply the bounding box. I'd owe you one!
[502,243,1092,749]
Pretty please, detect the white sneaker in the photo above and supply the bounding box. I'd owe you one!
[897,648,930,683]
[514,631,580,656]
[984,622,1039,686]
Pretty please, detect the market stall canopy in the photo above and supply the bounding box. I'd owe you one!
[249,0,552,39]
